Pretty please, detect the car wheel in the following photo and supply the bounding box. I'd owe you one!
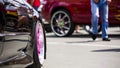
[51,9,75,37]
[32,20,46,68]
[84,25,101,34]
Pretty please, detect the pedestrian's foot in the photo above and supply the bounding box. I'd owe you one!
[89,32,97,40]
[102,38,111,41]
[75,30,80,33]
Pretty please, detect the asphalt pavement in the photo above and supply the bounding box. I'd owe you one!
[42,27,120,68]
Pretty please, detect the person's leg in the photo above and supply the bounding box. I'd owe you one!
[90,0,100,40]
[34,6,39,11]
[100,3,110,41]
[91,0,99,35]
[100,3,109,39]
[75,25,80,33]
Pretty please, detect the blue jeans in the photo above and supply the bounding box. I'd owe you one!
[91,0,109,38]
[34,6,39,11]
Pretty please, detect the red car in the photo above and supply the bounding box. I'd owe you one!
[41,0,120,37]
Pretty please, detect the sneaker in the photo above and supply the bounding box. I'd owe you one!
[102,38,111,41]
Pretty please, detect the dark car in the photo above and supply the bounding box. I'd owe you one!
[41,0,120,37]
[0,1,46,68]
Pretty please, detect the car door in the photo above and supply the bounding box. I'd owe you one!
[0,1,31,65]
[76,0,91,23]
[109,0,120,25]
[0,20,30,62]
[69,0,91,24]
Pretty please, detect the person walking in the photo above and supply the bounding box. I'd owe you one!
[90,0,111,41]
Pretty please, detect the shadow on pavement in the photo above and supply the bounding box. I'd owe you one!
[91,48,120,52]
[47,33,120,38]
[66,40,102,44]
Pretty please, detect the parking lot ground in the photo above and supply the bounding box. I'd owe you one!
[42,27,120,68]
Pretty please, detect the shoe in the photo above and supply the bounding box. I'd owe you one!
[89,32,97,40]
[102,38,111,41]
[75,30,80,33]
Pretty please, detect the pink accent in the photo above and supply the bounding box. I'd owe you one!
[36,24,43,54]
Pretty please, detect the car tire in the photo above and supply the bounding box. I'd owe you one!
[51,9,75,37]
[31,20,46,68]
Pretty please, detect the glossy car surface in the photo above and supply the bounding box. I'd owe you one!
[41,0,120,37]
[0,1,46,68]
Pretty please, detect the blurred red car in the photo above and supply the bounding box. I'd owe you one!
[41,0,120,37]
